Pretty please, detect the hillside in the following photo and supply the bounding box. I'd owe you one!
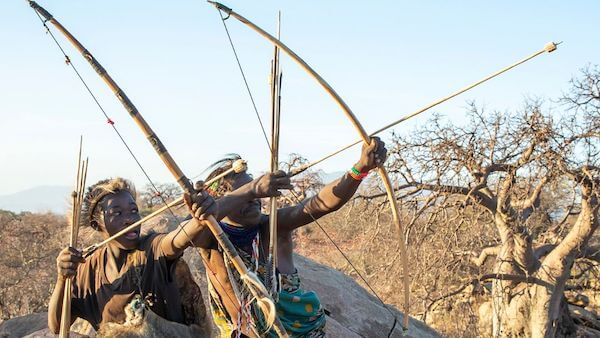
[0,186,70,214]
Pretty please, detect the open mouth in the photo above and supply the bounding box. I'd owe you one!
[124,231,139,240]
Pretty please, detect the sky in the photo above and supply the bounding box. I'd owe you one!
[0,1,599,195]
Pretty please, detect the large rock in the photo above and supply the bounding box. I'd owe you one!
[0,314,91,338]
[0,252,439,338]
[293,255,439,338]
[0,312,47,338]
[185,251,439,338]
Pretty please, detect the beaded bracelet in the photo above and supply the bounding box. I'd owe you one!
[349,166,368,181]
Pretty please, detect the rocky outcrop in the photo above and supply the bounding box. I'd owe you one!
[0,252,439,338]
[0,313,47,338]
[293,255,439,337]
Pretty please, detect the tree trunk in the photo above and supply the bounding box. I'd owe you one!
[486,188,598,337]
[489,277,576,337]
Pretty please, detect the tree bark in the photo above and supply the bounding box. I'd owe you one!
[487,185,598,337]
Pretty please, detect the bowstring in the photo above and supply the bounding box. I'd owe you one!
[217,10,272,153]
[215,9,400,337]
[287,190,398,337]
[32,10,243,313]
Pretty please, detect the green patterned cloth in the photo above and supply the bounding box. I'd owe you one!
[261,271,326,337]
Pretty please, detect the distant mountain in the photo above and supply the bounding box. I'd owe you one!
[0,186,71,214]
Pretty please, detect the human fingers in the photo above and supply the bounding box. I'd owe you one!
[57,248,83,277]
[58,261,79,270]
[190,190,209,211]
[272,170,288,178]
[374,144,388,165]
[196,201,217,220]
[198,197,215,214]
[59,252,85,264]
[60,268,78,277]
[57,247,82,262]
[188,190,216,219]
[195,195,216,217]
[183,192,193,210]
[195,190,209,203]
[373,137,381,150]
[365,137,379,152]
[69,253,86,264]
[67,246,84,258]
[279,183,294,190]
[269,190,283,197]
[274,176,291,186]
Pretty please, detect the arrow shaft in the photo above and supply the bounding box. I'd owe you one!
[289,44,556,177]
[267,11,282,295]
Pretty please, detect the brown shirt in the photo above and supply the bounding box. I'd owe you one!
[71,233,184,330]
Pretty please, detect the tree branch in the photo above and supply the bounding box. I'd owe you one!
[472,246,501,266]
[408,182,497,212]
[511,176,549,210]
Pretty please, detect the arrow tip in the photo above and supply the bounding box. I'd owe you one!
[207,1,232,13]
[544,41,561,53]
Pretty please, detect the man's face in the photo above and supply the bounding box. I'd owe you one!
[225,172,262,226]
[98,190,142,250]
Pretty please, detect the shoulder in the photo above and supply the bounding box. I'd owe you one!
[139,231,183,261]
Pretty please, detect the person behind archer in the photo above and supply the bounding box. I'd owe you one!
[195,137,387,337]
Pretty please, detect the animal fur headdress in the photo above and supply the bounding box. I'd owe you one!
[204,153,244,198]
[80,177,137,229]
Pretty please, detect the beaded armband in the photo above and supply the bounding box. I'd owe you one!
[349,166,368,181]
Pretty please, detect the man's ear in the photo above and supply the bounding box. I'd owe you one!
[91,210,104,231]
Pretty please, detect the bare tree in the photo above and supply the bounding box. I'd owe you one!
[139,183,183,210]
[386,67,600,337]
[0,211,69,320]
[279,153,324,206]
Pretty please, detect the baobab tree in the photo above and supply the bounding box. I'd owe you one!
[387,66,600,337]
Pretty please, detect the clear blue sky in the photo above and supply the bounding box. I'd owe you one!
[1,1,598,195]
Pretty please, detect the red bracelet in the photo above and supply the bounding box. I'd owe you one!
[349,167,368,181]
